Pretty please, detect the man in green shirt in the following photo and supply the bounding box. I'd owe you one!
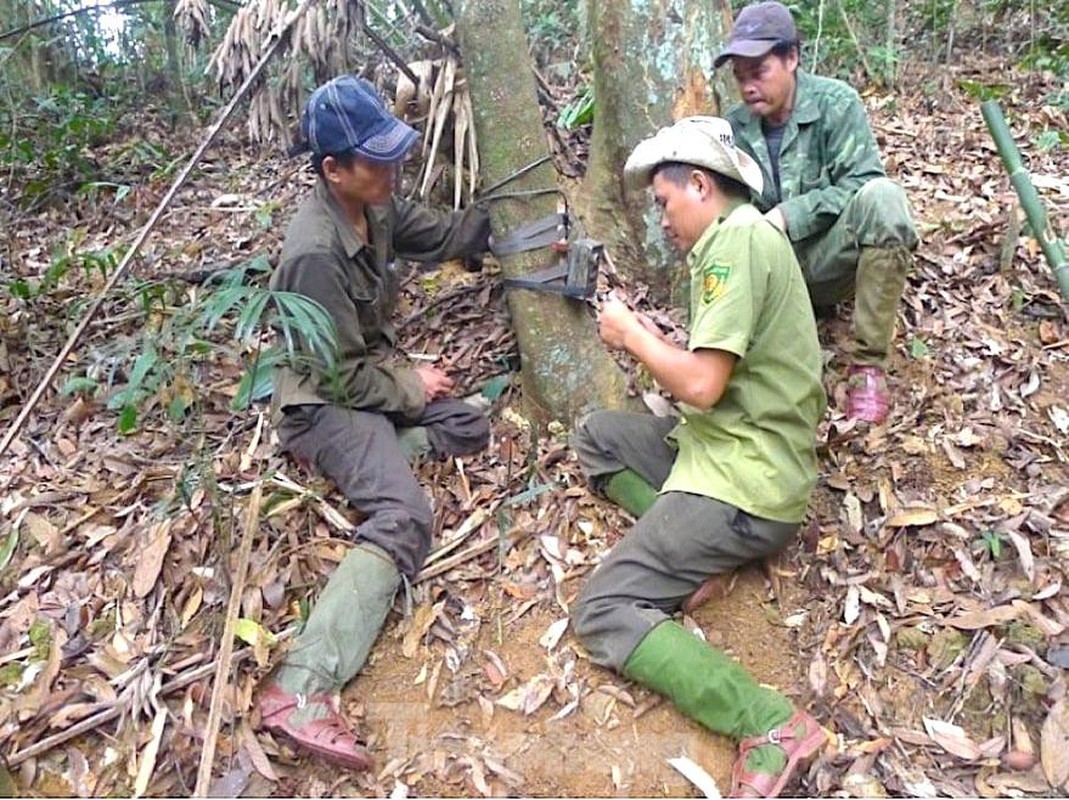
[716,1,919,425]
[571,116,828,797]
[257,75,492,769]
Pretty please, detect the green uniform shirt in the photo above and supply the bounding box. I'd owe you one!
[269,180,490,423]
[660,203,825,523]
[726,70,887,244]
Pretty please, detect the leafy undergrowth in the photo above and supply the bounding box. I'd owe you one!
[1,55,1069,797]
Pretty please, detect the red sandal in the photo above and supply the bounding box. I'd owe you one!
[846,365,890,425]
[258,683,373,770]
[729,710,828,798]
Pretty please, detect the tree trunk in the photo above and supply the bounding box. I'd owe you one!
[582,0,736,304]
[456,0,634,424]
[164,0,183,127]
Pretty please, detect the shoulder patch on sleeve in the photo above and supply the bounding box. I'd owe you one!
[701,263,732,304]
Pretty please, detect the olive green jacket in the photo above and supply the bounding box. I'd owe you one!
[269,180,490,423]
[725,70,886,243]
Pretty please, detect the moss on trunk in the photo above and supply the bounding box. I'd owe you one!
[583,0,738,305]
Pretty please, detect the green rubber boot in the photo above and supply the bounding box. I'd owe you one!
[273,542,400,723]
[623,620,793,777]
[396,425,432,463]
[603,468,659,518]
[854,245,911,367]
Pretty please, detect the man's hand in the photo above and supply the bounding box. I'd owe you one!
[764,207,788,233]
[415,365,454,402]
[598,296,647,351]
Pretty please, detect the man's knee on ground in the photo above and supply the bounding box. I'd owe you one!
[571,588,612,663]
[571,411,614,476]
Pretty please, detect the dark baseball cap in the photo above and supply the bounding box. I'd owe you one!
[293,75,418,162]
[714,2,798,68]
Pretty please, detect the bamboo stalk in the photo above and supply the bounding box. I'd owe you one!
[981,100,1069,305]
[0,0,318,459]
[193,485,262,797]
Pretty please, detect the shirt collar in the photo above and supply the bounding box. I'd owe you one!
[790,70,820,124]
[686,201,745,270]
[313,179,366,259]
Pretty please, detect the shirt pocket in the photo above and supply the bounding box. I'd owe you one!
[799,162,830,194]
[346,273,385,342]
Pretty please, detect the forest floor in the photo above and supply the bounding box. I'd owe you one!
[2,54,1069,798]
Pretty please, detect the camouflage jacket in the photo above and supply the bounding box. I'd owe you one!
[270,180,490,423]
[725,70,886,243]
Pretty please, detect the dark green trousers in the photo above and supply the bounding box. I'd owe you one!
[571,410,797,670]
[794,177,917,365]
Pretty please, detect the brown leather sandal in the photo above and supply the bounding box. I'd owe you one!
[729,710,828,798]
[258,683,372,770]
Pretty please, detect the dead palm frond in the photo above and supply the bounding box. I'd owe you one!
[177,1,480,207]
[396,44,477,209]
[185,0,361,146]
[173,0,211,50]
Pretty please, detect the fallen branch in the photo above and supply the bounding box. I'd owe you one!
[194,484,262,796]
[415,23,461,55]
[0,0,318,460]
[415,528,528,583]
[422,507,491,566]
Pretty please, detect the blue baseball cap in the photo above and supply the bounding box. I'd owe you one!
[295,75,419,162]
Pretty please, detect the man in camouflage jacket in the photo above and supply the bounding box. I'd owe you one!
[716,1,918,425]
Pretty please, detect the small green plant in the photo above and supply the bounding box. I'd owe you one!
[0,87,117,206]
[909,336,930,359]
[28,620,52,660]
[957,79,1010,101]
[521,0,584,63]
[255,200,283,230]
[6,236,119,300]
[61,254,339,434]
[975,529,1005,559]
[558,85,595,130]
[1032,130,1064,152]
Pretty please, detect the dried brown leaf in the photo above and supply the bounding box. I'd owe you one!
[886,508,939,528]
[945,604,1022,630]
[1041,699,1069,789]
[133,522,172,599]
[923,717,982,761]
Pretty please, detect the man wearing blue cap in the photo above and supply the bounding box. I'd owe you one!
[257,75,492,769]
[715,1,919,426]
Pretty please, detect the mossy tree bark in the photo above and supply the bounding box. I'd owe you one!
[456,0,634,424]
[583,0,737,304]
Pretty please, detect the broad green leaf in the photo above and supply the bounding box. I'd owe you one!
[233,618,277,647]
[118,404,138,434]
[167,394,190,422]
[909,337,930,359]
[61,376,101,396]
[127,346,159,390]
[8,279,34,299]
[232,354,278,411]
[234,289,271,343]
